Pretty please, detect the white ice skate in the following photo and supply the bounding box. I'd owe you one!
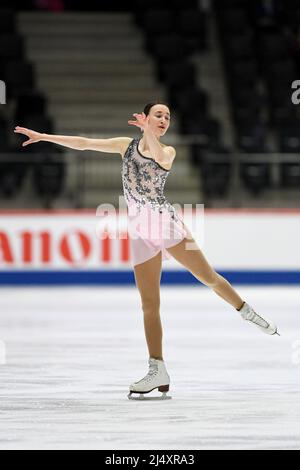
[128,358,171,400]
[238,302,280,336]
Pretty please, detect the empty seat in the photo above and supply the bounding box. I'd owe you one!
[220,9,248,34]
[4,61,35,98]
[269,86,297,113]
[143,9,176,34]
[248,0,280,25]
[269,101,297,126]
[163,61,196,91]
[0,34,24,60]
[0,165,26,197]
[240,163,272,195]
[233,104,262,125]
[231,87,264,108]
[134,0,200,26]
[150,33,185,62]
[32,156,65,200]
[0,143,28,198]
[201,154,232,197]
[0,116,7,143]
[264,59,296,82]
[258,33,287,60]
[214,0,247,10]
[172,88,209,115]
[171,0,199,8]
[0,9,15,34]
[135,0,199,11]
[236,121,268,152]
[279,0,299,11]
[278,123,300,152]
[229,75,258,95]
[157,56,193,81]
[229,59,258,84]
[15,91,47,122]
[224,33,255,59]
[280,163,300,188]
[0,0,19,7]
[177,9,207,49]
[181,117,222,147]
[285,8,300,31]
[177,9,206,34]
[191,144,230,166]
[267,79,295,103]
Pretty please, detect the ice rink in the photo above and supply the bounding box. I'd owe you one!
[0,285,299,450]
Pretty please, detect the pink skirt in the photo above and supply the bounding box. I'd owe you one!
[126,201,189,267]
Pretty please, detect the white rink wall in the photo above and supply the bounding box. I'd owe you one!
[0,209,299,285]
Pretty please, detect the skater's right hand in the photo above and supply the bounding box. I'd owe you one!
[14,126,43,147]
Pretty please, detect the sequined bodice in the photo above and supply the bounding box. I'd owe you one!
[121,137,172,214]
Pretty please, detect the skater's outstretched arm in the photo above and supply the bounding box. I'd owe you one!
[14,126,131,156]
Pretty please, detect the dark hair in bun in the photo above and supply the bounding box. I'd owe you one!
[143,102,170,116]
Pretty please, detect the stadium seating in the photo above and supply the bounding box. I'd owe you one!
[215,0,300,198]
[0,8,65,205]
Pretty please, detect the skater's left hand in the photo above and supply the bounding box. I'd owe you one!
[128,112,150,131]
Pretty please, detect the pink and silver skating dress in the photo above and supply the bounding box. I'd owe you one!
[121,137,189,267]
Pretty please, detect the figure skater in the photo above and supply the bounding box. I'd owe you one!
[14,102,279,401]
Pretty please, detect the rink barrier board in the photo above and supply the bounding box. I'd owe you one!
[1,209,299,285]
[1,208,300,215]
[0,270,300,286]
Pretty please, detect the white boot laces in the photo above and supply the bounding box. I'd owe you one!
[135,362,158,385]
[246,310,269,328]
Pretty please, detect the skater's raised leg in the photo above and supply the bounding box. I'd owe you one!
[166,234,244,309]
[166,233,279,335]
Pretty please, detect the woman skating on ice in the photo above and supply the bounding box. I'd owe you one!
[14,102,279,401]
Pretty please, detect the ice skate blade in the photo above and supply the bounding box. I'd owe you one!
[127,392,172,401]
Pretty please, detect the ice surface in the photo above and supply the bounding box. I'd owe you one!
[0,285,299,450]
